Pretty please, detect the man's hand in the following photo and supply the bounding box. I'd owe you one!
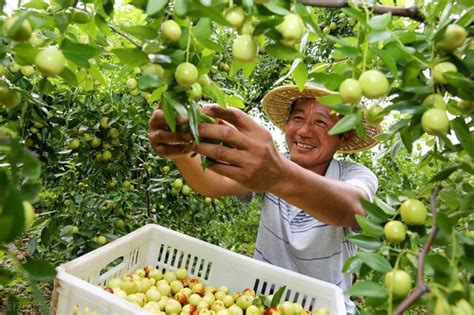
[148,107,194,160]
[196,105,285,192]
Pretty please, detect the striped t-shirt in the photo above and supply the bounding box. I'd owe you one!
[253,159,378,314]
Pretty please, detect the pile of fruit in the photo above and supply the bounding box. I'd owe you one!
[99,266,330,315]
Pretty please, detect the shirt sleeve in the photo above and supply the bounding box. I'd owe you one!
[340,161,378,202]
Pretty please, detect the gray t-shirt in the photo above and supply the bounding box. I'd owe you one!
[253,159,378,314]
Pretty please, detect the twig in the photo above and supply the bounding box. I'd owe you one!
[392,185,442,315]
[107,22,143,50]
[297,0,424,22]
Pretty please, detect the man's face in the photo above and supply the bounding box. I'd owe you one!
[285,98,343,171]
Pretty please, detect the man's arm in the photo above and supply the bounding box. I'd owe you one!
[270,159,369,227]
[195,105,371,227]
[171,153,250,198]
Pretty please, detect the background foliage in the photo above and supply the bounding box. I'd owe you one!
[0,0,473,314]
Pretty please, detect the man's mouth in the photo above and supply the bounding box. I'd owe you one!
[294,142,316,150]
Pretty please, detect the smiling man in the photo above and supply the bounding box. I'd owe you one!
[148,84,381,314]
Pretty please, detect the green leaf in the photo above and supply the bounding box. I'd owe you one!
[146,0,167,16]
[21,183,41,202]
[342,255,362,274]
[0,267,15,284]
[368,30,391,43]
[292,62,307,91]
[356,252,392,273]
[334,46,361,59]
[225,95,245,109]
[451,118,474,157]
[360,199,389,223]
[346,235,382,250]
[197,39,225,52]
[429,163,464,183]
[194,3,230,27]
[253,17,284,36]
[370,47,398,79]
[161,92,178,132]
[355,215,384,237]
[368,13,392,30]
[22,258,56,281]
[328,111,360,135]
[112,48,149,67]
[194,18,213,40]
[1,188,24,242]
[188,104,200,144]
[265,44,304,60]
[270,286,286,307]
[120,25,157,41]
[344,281,388,298]
[325,103,353,116]
[59,67,78,86]
[22,150,41,180]
[174,0,187,16]
[263,3,290,15]
[318,94,344,106]
[61,40,101,68]
[0,217,14,244]
[12,43,40,65]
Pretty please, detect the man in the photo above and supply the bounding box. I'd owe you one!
[148,84,381,313]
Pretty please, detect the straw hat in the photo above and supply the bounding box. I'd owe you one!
[262,84,382,153]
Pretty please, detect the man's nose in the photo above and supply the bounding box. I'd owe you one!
[296,121,313,136]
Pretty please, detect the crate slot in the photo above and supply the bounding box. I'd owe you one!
[204,261,212,280]
[158,244,165,262]
[170,248,178,266]
[253,278,260,293]
[269,283,276,295]
[293,292,300,303]
[177,251,185,268]
[307,297,316,311]
[190,256,198,274]
[284,289,291,301]
[99,256,124,276]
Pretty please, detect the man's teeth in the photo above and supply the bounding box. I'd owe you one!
[296,142,315,149]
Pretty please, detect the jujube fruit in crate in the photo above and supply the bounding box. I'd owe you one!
[99,265,332,314]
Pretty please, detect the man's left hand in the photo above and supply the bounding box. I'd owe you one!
[195,105,285,192]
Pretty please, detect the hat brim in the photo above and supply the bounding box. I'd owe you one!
[262,85,381,153]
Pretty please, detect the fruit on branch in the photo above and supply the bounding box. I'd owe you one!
[232,35,257,63]
[96,235,107,245]
[364,105,384,124]
[276,13,305,47]
[384,220,406,243]
[175,62,199,87]
[34,48,65,77]
[21,65,35,77]
[422,94,446,110]
[126,78,137,89]
[339,78,362,104]
[0,81,22,108]
[400,199,427,225]
[143,63,164,77]
[432,62,457,85]
[384,270,412,298]
[358,70,390,99]
[161,20,182,42]
[198,74,212,88]
[3,16,32,41]
[225,7,246,28]
[421,108,449,135]
[69,138,80,149]
[23,201,36,230]
[436,24,467,52]
[188,82,202,100]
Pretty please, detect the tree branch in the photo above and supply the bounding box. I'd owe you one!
[107,22,143,50]
[297,0,424,22]
[392,185,442,315]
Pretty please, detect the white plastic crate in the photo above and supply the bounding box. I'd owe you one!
[51,224,346,315]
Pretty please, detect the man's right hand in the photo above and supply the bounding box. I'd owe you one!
[148,108,195,160]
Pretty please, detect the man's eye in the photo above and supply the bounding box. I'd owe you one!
[316,120,328,126]
[291,116,303,122]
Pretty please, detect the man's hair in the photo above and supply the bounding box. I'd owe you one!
[288,97,316,117]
